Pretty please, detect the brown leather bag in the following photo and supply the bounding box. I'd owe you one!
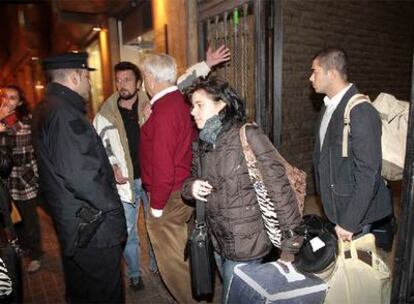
[275,151,307,217]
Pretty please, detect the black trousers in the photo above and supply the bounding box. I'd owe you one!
[14,198,43,260]
[62,245,124,304]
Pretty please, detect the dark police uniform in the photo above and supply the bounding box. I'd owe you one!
[32,53,126,303]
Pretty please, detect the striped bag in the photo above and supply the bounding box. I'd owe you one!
[0,257,12,298]
[239,123,306,247]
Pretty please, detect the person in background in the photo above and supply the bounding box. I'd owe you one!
[0,85,43,273]
[93,45,230,292]
[310,47,392,240]
[182,78,303,303]
[32,52,126,303]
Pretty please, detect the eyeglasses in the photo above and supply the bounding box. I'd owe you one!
[115,78,135,85]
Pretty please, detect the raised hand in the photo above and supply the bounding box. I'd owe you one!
[205,45,231,68]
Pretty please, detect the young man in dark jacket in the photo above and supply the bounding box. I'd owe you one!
[310,48,392,241]
[32,53,126,303]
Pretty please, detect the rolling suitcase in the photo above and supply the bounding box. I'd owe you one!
[228,261,326,304]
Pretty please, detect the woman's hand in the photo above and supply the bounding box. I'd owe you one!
[281,235,303,254]
[191,180,213,202]
[0,122,7,132]
[0,101,14,121]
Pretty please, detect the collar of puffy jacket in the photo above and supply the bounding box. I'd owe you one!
[46,82,87,113]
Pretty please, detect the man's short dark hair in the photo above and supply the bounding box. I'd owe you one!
[313,48,348,81]
[114,61,142,83]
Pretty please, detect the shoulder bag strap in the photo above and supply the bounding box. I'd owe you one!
[240,122,291,170]
[342,94,371,157]
[239,122,264,181]
[195,144,206,227]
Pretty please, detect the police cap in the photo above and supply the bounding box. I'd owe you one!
[42,52,96,71]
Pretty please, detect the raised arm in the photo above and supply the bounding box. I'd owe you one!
[177,45,231,91]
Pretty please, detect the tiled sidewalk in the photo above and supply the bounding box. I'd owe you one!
[22,207,179,303]
[22,208,65,303]
[21,194,398,303]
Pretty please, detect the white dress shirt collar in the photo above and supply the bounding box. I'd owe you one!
[319,83,352,149]
[150,85,179,105]
[323,83,353,109]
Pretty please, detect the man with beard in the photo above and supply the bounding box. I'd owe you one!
[94,62,157,291]
[32,52,126,303]
[93,45,230,291]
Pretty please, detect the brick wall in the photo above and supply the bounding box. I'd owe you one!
[280,0,414,194]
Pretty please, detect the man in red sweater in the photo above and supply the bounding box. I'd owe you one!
[139,53,196,303]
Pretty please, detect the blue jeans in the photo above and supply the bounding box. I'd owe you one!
[122,179,157,279]
[214,252,261,304]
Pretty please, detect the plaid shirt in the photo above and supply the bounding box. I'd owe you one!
[0,117,38,201]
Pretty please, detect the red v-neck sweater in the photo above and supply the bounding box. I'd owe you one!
[140,90,195,210]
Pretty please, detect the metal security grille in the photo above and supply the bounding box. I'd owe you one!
[199,2,256,120]
[197,1,279,142]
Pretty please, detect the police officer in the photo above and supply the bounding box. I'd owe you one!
[32,52,127,303]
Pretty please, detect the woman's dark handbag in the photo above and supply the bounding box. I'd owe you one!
[185,211,215,299]
[184,152,215,299]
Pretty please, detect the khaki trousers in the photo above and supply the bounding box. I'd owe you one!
[147,191,195,303]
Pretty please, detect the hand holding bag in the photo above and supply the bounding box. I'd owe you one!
[184,152,215,299]
[324,233,390,304]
